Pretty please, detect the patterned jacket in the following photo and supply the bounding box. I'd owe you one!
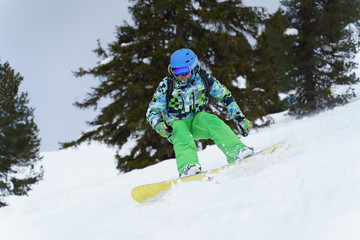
[146,66,245,131]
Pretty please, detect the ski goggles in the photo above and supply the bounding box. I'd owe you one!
[172,66,191,76]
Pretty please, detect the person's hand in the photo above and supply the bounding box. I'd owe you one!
[234,116,252,137]
[155,122,173,138]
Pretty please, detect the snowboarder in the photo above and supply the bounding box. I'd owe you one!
[146,48,254,177]
[288,93,295,114]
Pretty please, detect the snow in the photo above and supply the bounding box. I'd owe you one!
[232,75,247,89]
[1,84,360,240]
[99,56,114,65]
[284,28,299,36]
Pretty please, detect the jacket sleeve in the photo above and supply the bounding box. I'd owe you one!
[146,79,168,130]
[206,73,245,119]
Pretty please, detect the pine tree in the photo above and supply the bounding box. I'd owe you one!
[281,0,360,115]
[251,9,290,120]
[61,0,264,172]
[0,60,43,207]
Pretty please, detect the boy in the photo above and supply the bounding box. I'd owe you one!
[146,49,253,177]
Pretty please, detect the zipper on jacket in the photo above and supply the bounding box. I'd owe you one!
[193,90,196,113]
[179,94,185,119]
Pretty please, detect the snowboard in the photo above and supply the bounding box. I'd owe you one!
[131,140,289,203]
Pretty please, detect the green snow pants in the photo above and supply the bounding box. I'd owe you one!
[169,111,246,174]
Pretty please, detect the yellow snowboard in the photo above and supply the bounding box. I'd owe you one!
[131,140,289,203]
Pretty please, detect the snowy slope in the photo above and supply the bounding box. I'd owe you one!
[1,83,360,240]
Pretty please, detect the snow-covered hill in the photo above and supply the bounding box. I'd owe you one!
[1,84,360,240]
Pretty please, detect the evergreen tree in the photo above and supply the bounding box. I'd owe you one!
[0,60,43,207]
[281,0,360,115]
[62,0,265,172]
[251,9,290,120]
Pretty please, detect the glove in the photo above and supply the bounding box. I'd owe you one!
[234,116,253,137]
[155,122,173,139]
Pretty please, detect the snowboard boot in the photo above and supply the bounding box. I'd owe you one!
[236,146,254,161]
[179,164,202,178]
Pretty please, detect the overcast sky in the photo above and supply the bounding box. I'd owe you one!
[0,0,132,151]
[0,0,280,152]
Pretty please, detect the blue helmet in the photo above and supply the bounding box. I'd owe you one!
[170,48,198,69]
